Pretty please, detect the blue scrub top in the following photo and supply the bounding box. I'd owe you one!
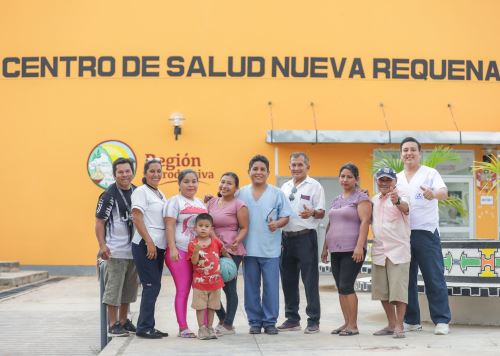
[238,184,293,258]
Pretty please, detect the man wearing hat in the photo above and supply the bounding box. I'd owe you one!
[371,167,411,338]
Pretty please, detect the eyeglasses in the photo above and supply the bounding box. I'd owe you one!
[266,208,276,222]
[289,186,297,201]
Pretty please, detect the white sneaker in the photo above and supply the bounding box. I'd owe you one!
[215,324,236,336]
[434,323,449,335]
[403,323,423,332]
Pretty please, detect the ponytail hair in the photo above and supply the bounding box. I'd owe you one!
[142,158,162,185]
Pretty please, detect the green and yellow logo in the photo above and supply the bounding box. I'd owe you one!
[87,140,136,189]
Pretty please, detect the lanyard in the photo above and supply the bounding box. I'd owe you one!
[117,186,134,212]
[146,184,164,200]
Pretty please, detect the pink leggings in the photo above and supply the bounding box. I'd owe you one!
[165,248,192,330]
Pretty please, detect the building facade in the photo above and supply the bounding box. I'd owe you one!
[0,0,499,265]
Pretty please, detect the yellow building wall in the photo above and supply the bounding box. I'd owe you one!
[1,0,499,265]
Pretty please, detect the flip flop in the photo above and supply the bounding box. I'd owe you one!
[393,330,406,339]
[373,328,394,336]
[330,327,345,335]
[178,328,197,338]
[339,329,359,336]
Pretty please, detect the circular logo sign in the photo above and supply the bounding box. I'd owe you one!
[87,140,137,189]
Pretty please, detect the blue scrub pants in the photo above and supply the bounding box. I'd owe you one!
[243,256,280,328]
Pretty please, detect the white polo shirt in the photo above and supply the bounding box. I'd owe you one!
[396,165,447,233]
[281,176,326,232]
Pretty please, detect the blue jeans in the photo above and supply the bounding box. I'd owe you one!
[243,256,280,328]
[404,229,451,325]
[215,254,243,326]
[132,240,165,333]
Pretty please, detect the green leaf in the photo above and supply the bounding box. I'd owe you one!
[439,196,468,218]
[372,150,404,174]
[472,154,499,192]
[423,146,461,168]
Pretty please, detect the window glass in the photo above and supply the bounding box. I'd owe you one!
[423,150,473,176]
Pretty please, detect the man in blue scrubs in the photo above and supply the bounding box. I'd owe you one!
[239,155,293,335]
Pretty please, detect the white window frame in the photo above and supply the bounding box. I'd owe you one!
[439,175,475,240]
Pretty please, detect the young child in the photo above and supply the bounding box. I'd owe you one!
[371,167,411,339]
[188,213,228,340]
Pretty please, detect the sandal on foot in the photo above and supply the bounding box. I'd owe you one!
[339,329,359,336]
[178,329,197,338]
[393,330,406,339]
[373,328,394,336]
[330,327,345,335]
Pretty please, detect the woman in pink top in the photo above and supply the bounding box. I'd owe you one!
[321,163,372,336]
[207,172,249,335]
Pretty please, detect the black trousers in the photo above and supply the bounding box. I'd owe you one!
[330,250,365,295]
[280,230,321,326]
[131,240,165,333]
[215,254,243,326]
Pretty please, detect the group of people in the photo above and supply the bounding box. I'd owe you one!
[95,136,451,341]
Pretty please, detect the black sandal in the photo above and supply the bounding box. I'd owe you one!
[339,329,359,336]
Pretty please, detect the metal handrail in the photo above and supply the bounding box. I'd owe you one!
[98,259,110,350]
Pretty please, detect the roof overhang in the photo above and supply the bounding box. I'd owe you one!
[266,130,500,145]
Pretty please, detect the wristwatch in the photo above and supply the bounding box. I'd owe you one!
[311,210,316,218]
[395,197,401,206]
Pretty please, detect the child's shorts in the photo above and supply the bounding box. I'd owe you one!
[371,259,410,304]
[191,288,221,310]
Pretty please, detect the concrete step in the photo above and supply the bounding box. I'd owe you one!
[0,261,20,272]
[0,271,49,287]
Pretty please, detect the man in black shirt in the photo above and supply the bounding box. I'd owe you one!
[95,158,138,337]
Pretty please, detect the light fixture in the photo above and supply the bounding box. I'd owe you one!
[169,112,185,140]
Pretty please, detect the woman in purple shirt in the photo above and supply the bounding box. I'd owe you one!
[207,172,249,335]
[321,163,372,336]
